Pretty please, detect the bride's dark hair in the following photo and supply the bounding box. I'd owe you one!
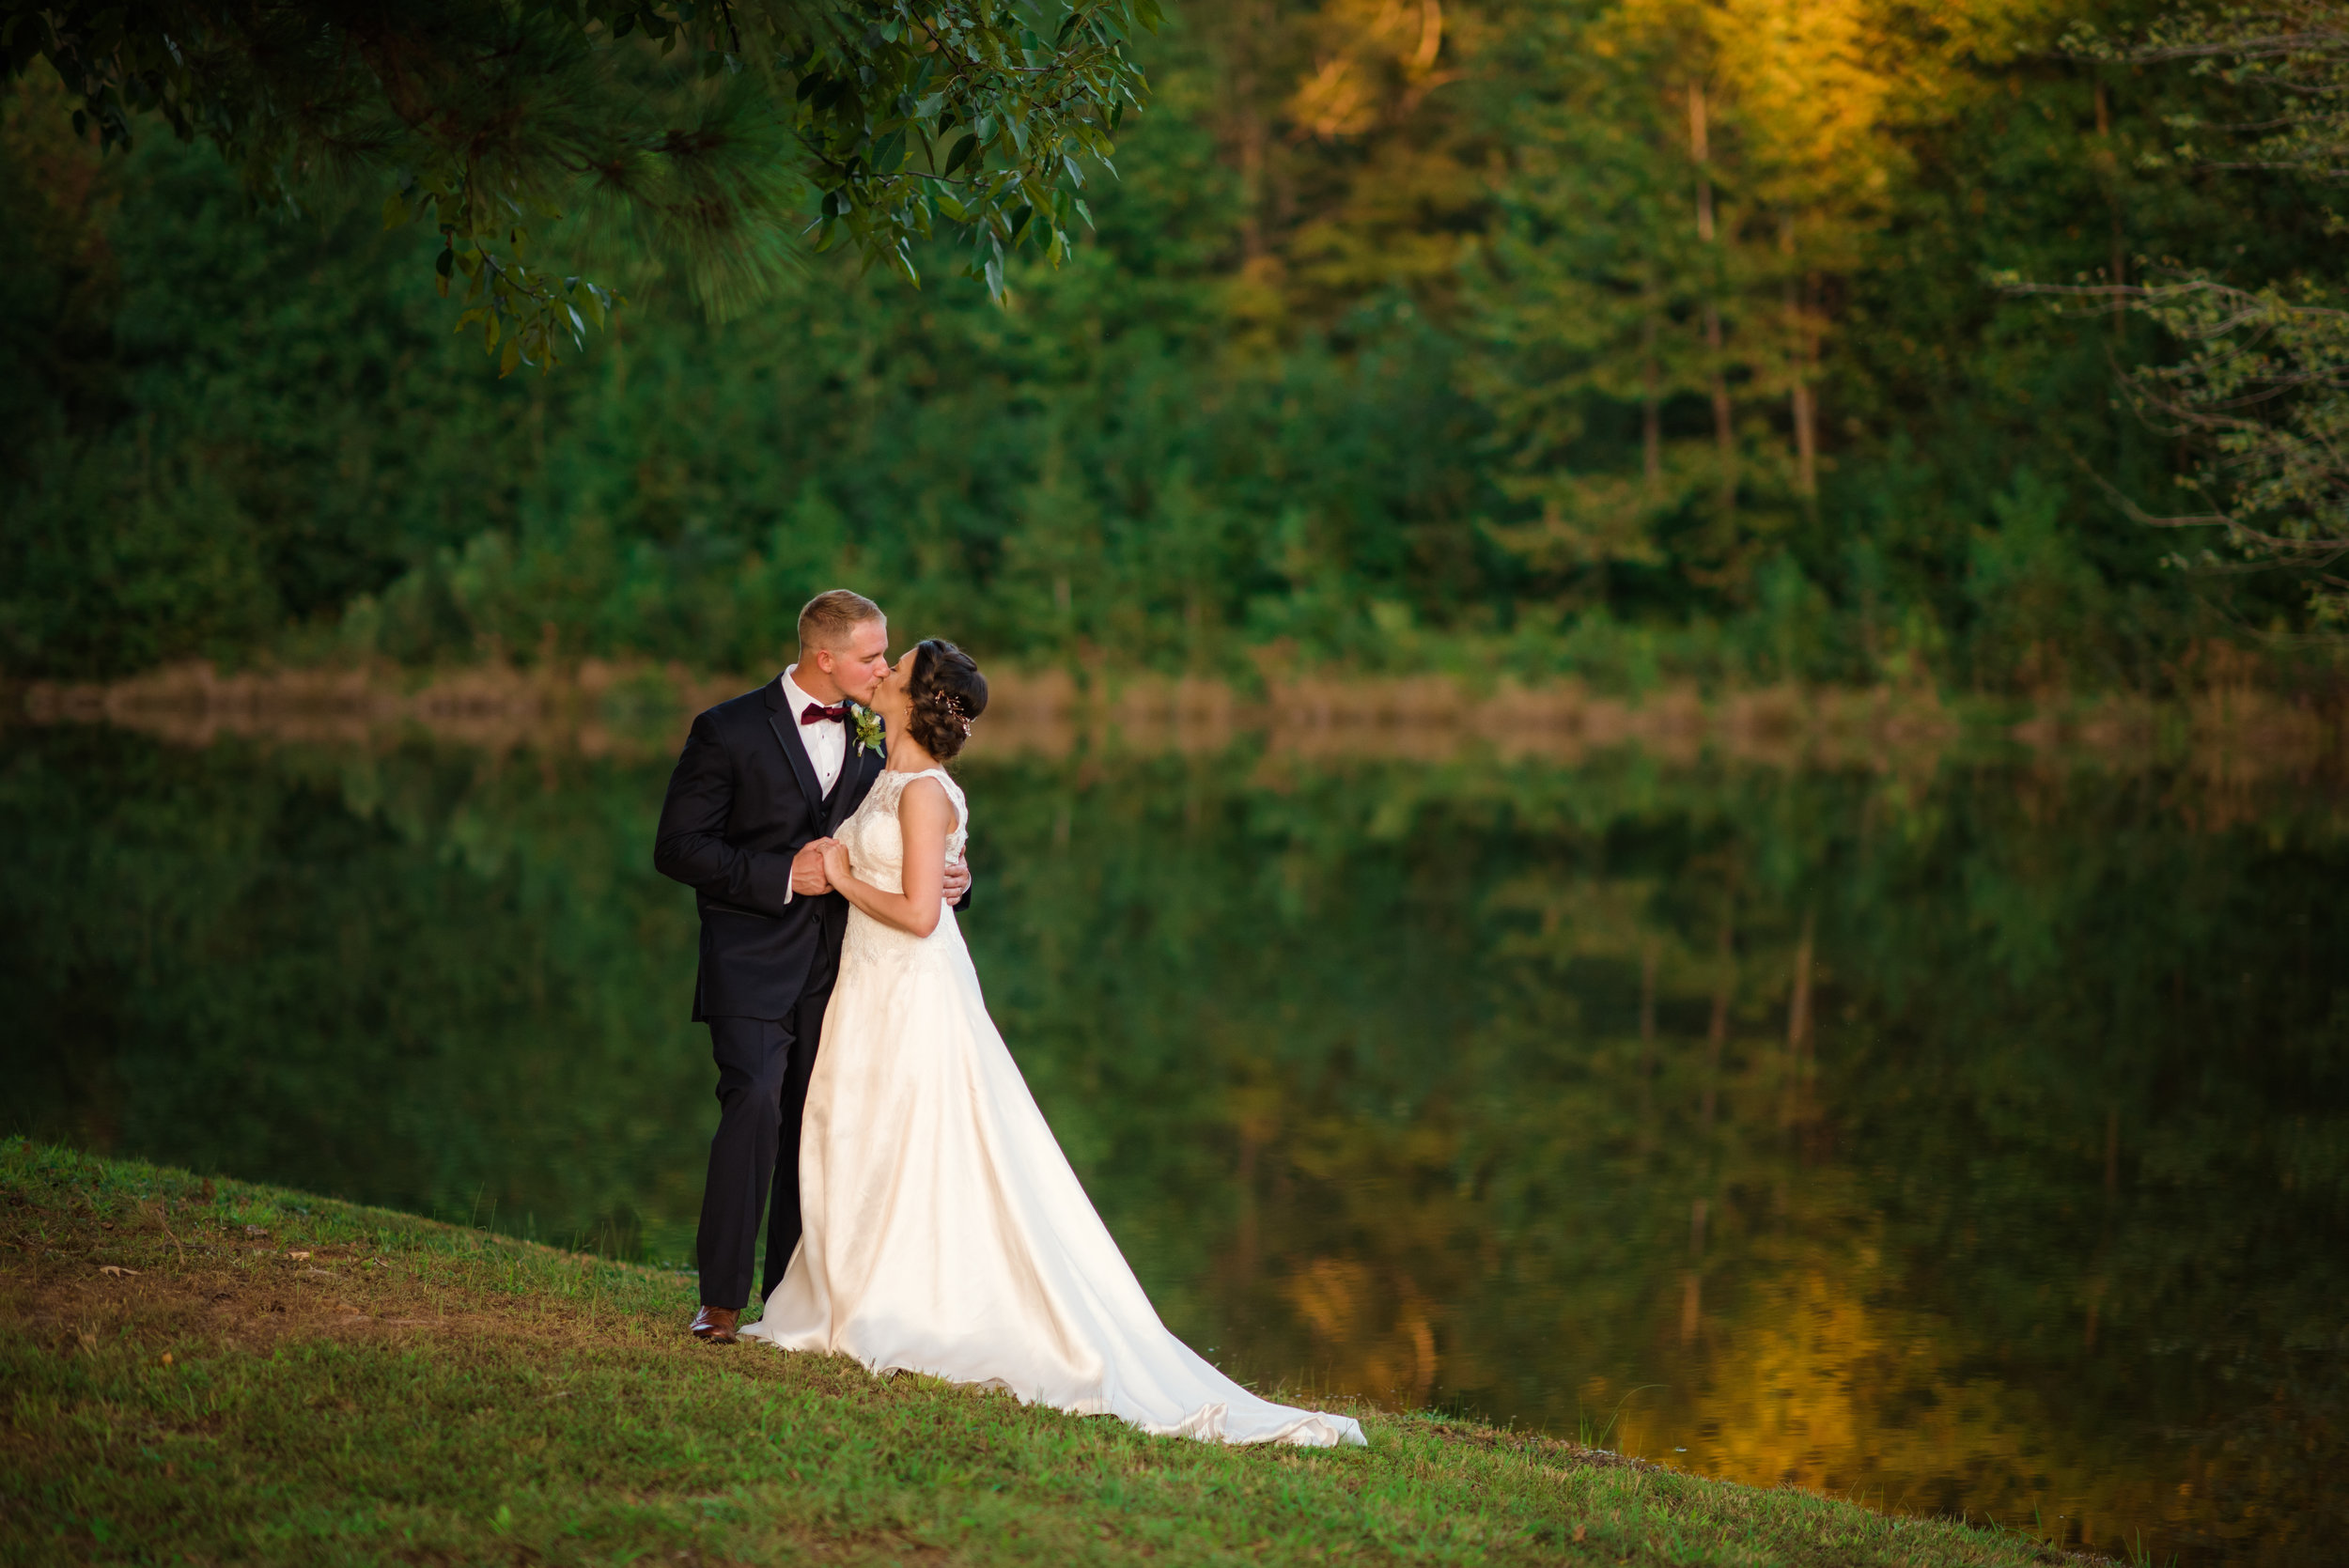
[907,639,988,763]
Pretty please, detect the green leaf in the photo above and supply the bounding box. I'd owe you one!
[49,0,1155,373]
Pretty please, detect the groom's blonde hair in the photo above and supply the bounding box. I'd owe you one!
[797,589,884,653]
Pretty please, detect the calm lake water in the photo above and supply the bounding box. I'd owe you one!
[4,717,2343,1564]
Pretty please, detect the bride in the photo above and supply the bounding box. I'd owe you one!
[740,638,1365,1450]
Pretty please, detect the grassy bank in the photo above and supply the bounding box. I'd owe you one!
[0,1140,2091,1567]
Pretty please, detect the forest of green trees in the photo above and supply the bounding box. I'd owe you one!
[6,0,2347,693]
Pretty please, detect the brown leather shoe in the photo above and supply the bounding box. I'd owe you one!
[690,1305,739,1344]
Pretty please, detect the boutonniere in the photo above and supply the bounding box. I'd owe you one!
[849,703,884,756]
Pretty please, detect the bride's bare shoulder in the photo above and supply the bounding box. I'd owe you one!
[895,771,951,811]
[894,771,961,831]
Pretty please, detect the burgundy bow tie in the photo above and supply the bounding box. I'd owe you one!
[801,703,849,726]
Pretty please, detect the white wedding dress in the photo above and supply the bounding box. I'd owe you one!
[740,767,1364,1449]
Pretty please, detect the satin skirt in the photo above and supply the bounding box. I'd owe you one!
[740,907,1365,1449]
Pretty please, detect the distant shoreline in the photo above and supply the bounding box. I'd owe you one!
[8,657,2340,773]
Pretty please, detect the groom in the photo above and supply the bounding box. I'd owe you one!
[652,588,971,1343]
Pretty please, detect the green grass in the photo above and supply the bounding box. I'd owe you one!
[0,1139,2090,1566]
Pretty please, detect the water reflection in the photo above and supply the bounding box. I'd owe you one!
[3,721,2342,1565]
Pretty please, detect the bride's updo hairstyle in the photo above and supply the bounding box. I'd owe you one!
[907,639,988,764]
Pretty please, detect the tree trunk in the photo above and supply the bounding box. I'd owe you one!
[1689,82,1734,514]
[1704,304,1734,514]
[1785,907,1814,1060]
[1642,314,1663,489]
[2104,1104,2120,1201]
[1688,82,1715,243]
[1641,942,1658,1047]
[1221,0,1274,264]
[1637,941,1658,1149]
[1781,221,1817,499]
[2095,81,2125,342]
[1784,906,1814,1131]
[1701,900,1733,1131]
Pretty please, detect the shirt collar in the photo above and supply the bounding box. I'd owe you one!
[779,666,842,723]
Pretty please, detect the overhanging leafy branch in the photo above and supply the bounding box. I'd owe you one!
[0,0,1154,374]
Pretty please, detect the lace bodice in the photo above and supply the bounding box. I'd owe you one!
[837,768,968,972]
[838,768,968,899]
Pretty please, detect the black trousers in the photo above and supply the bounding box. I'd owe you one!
[694,951,836,1311]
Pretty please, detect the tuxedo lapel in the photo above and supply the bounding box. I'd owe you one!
[826,740,881,834]
[761,677,828,822]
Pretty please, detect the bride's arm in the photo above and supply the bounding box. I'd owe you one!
[820,777,952,938]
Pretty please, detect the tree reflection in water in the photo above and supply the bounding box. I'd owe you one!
[4,725,2341,1564]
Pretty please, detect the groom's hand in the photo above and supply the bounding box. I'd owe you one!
[942,859,972,908]
[790,840,834,896]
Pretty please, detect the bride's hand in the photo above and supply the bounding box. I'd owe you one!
[790,838,833,895]
[820,838,853,887]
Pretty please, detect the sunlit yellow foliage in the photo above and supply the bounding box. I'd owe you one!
[1612,1263,2188,1553]
[1709,0,1901,241]
[1287,0,1450,140]
[1280,1253,1443,1403]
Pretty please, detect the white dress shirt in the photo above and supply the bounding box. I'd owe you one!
[780,665,848,797]
[779,666,850,909]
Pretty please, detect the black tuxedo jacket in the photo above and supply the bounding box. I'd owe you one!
[652,677,885,1021]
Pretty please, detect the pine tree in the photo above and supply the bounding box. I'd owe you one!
[1467,0,1901,602]
[2053,2,2349,619]
[0,0,1155,373]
